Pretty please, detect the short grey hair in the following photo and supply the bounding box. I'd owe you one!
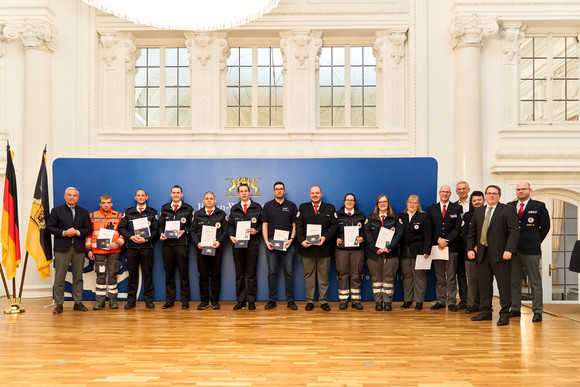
[65,187,79,195]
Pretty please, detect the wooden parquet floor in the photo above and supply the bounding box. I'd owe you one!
[1,298,580,386]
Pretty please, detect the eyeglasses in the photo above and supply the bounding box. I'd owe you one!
[378,201,388,204]
[345,199,355,202]
[486,192,499,196]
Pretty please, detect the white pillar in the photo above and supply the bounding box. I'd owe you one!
[280,29,322,132]
[3,19,56,296]
[501,23,526,130]
[449,15,498,189]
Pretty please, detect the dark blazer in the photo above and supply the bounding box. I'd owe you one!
[335,206,366,251]
[46,204,92,253]
[158,202,194,246]
[396,211,432,258]
[190,207,229,247]
[118,205,159,249]
[227,200,262,246]
[296,202,339,258]
[426,202,462,253]
[467,203,520,263]
[507,199,550,255]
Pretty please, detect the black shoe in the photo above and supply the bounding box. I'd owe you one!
[248,302,256,310]
[471,313,492,321]
[465,307,475,314]
[497,316,510,326]
[93,301,105,310]
[321,303,331,311]
[145,302,155,309]
[305,302,315,311]
[162,302,174,309]
[182,303,190,310]
[375,302,383,311]
[509,310,521,318]
[211,301,221,310]
[456,302,467,310]
[448,304,458,312]
[384,302,392,311]
[73,303,89,312]
[287,301,298,310]
[401,301,412,309]
[265,301,277,310]
[339,302,348,310]
[352,302,363,310]
[430,303,445,310]
[414,302,423,310]
[532,313,542,322]
[53,304,63,314]
[233,302,246,310]
[197,301,210,310]
[124,302,136,310]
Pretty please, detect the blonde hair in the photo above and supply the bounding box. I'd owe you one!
[405,194,424,213]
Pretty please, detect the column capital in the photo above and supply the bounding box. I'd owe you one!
[98,32,117,67]
[501,22,526,63]
[449,14,498,49]
[2,18,56,52]
[185,32,212,68]
[374,29,408,68]
[280,29,322,69]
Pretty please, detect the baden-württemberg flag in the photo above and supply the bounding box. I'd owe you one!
[25,153,52,280]
[1,145,21,281]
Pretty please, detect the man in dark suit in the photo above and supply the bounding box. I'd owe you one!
[296,185,338,311]
[508,181,550,323]
[46,187,92,314]
[467,185,520,326]
[454,181,471,309]
[460,191,484,314]
[427,185,462,311]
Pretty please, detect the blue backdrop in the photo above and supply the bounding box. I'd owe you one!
[53,157,439,303]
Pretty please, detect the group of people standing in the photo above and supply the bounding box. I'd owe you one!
[46,180,550,326]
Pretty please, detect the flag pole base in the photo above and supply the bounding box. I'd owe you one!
[4,304,25,314]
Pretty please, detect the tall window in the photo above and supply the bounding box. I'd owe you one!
[134,47,191,127]
[227,47,283,127]
[520,35,579,123]
[319,46,376,127]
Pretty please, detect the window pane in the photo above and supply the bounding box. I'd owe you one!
[535,79,547,100]
[227,107,239,126]
[568,38,579,57]
[553,37,566,58]
[534,101,547,120]
[333,47,345,66]
[364,106,377,126]
[179,87,190,106]
[333,86,345,106]
[148,48,160,66]
[273,87,283,106]
[520,58,533,79]
[228,47,239,66]
[135,108,147,127]
[351,106,362,126]
[319,67,332,86]
[135,68,147,87]
[568,58,579,79]
[148,68,160,86]
[165,107,177,126]
[320,107,331,126]
[148,107,160,126]
[333,68,345,86]
[135,49,147,67]
[520,101,534,122]
[258,87,270,105]
[148,88,160,106]
[351,87,362,106]
[364,86,376,106]
[364,67,376,85]
[553,100,566,121]
[178,107,191,126]
[319,47,331,66]
[320,87,332,106]
[567,101,579,121]
[166,88,177,106]
[258,106,270,126]
[553,79,566,100]
[273,107,283,126]
[364,46,376,65]
[178,48,189,66]
[351,67,362,86]
[179,67,190,86]
[135,88,147,106]
[535,58,547,79]
[240,107,252,126]
[240,67,252,86]
[554,59,566,79]
[240,87,252,106]
[228,67,240,86]
[240,48,252,66]
[272,48,283,66]
[520,80,533,101]
[166,48,178,66]
[333,106,345,125]
[227,87,239,106]
[257,48,271,66]
[166,67,177,87]
[534,38,547,57]
[273,67,283,86]
[258,67,271,86]
[351,46,363,66]
[520,38,533,58]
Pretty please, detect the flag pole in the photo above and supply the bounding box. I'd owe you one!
[0,264,12,306]
[16,252,29,304]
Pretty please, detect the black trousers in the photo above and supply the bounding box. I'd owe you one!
[456,241,468,303]
[163,244,190,304]
[233,244,258,302]
[126,248,154,304]
[477,250,512,317]
[196,248,223,302]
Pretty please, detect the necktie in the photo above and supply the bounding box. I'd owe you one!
[243,203,247,215]
[139,207,143,214]
[480,206,493,246]
[348,212,352,216]
[208,209,213,216]
[442,204,446,218]
[173,205,178,212]
[518,202,524,218]
[314,204,318,215]
[381,215,385,227]
[70,206,75,221]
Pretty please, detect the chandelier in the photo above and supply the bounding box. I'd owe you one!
[82,0,281,31]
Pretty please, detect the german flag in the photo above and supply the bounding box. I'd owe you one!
[25,152,52,280]
[1,145,21,281]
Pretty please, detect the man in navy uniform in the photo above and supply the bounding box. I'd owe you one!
[508,181,550,322]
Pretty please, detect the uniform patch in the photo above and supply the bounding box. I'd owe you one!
[216,222,221,229]
[296,211,300,218]
[155,214,159,220]
[399,218,403,224]
[364,218,368,224]
[450,214,457,218]
[225,216,228,221]
[148,221,151,226]
[529,210,538,213]
[251,217,257,223]
[528,217,534,223]
[334,213,338,218]
[461,220,465,227]
[391,227,395,231]
[357,222,362,228]
[414,225,419,230]
[181,217,186,223]
[122,213,126,218]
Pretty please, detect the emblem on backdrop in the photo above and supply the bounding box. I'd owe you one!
[225,177,262,198]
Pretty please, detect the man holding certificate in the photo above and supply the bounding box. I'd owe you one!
[85,194,125,310]
[227,183,263,310]
[334,193,366,310]
[261,181,298,310]
[426,185,463,312]
[159,185,194,309]
[191,191,229,310]
[118,189,159,309]
[296,185,339,311]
